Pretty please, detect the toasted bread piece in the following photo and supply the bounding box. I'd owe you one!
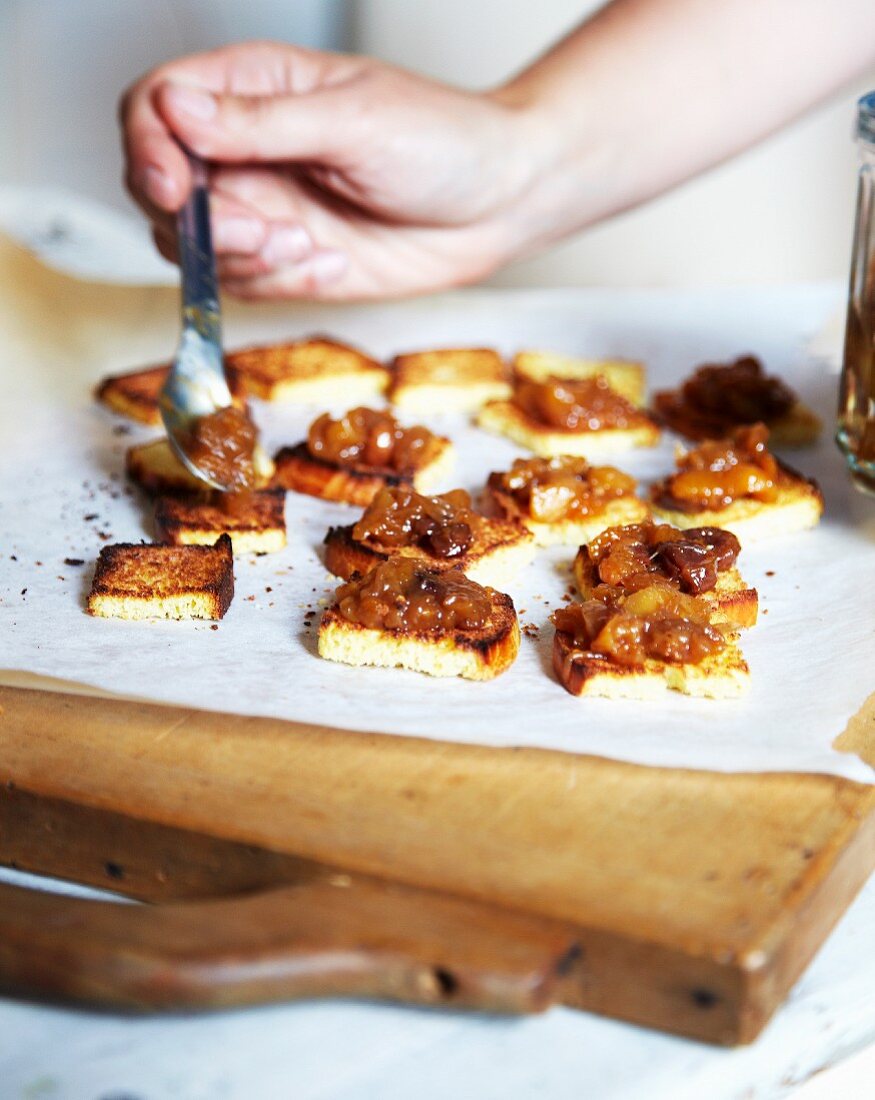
[572,545,758,629]
[319,588,519,681]
[477,400,660,459]
[127,438,275,497]
[226,337,389,403]
[655,392,822,448]
[489,490,649,547]
[272,438,455,506]
[87,535,234,620]
[514,351,645,405]
[389,348,511,412]
[651,466,823,541]
[154,489,286,555]
[553,627,749,699]
[324,517,534,588]
[95,363,246,425]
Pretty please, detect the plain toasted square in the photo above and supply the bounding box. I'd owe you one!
[272,437,455,506]
[126,438,275,497]
[572,546,758,630]
[95,363,246,426]
[225,337,390,403]
[553,628,750,699]
[154,489,286,555]
[514,351,645,406]
[651,467,823,542]
[324,516,535,588]
[87,534,234,621]
[389,348,511,412]
[318,589,520,681]
[477,400,660,459]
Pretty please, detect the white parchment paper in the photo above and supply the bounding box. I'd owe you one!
[1,241,873,780]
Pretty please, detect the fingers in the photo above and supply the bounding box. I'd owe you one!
[154,219,316,276]
[223,250,349,300]
[153,79,357,163]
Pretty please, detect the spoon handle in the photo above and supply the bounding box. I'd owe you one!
[177,152,221,346]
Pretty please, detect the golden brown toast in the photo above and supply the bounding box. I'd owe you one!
[272,438,455,506]
[488,488,650,548]
[552,626,750,699]
[572,545,758,629]
[127,438,275,497]
[389,348,511,412]
[319,585,519,681]
[154,489,286,555]
[95,363,245,425]
[324,515,534,588]
[225,337,389,403]
[87,534,234,621]
[513,351,646,405]
[477,399,660,459]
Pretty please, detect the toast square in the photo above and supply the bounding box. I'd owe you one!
[514,351,645,405]
[154,489,287,555]
[389,348,511,412]
[95,363,245,426]
[88,535,234,621]
[225,337,389,403]
[127,438,275,497]
[477,399,660,459]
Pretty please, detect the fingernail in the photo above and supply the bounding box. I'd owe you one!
[262,224,312,265]
[143,165,176,207]
[308,250,348,283]
[214,217,265,253]
[164,82,217,121]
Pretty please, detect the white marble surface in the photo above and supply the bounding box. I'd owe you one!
[0,865,872,1100]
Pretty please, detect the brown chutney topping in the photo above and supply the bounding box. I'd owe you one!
[335,558,493,632]
[512,375,642,432]
[552,580,725,669]
[307,407,434,473]
[352,487,482,559]
[655,356,795,440]
[183,405,260,515]
[488,455,637,524]
[587,522,741,596]
[655,423,780,511]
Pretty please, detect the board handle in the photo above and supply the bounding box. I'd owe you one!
[0,876,581,1014]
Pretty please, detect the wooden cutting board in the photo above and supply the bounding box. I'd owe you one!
[1,681,873,1046]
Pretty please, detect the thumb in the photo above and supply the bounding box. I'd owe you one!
[155,80,345,162]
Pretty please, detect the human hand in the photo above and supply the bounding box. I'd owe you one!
[120,42,545,301]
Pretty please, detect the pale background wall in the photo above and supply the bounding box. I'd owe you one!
[0,0,873,289]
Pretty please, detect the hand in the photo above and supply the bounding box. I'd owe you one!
[120,42,544,301]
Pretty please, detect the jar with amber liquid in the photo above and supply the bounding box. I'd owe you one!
[838,91,875,493]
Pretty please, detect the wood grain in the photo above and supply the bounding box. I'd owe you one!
[1,685,873,1044]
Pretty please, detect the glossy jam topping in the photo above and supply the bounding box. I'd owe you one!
[552,581,725,667]
[656,356,795,438]
[352,487,481,558]
[184,405,258,494]
[512,376,640,431]
[488,455,637,523]
[335,558,493,632]
[307,407,434,472]
[587,522,740,596]
[659,423,779,510]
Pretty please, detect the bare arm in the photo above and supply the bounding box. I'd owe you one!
[121,0,875,300]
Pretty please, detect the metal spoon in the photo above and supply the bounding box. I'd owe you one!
[158,152,235,491]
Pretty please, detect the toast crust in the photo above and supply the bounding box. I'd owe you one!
[553,627,750,699]
[477,399,660,458]
[154,489,287,555]
[324,516,535,587]
[96,363,245,425]
[318,589,519,680]
[272,438,455,506]
[572,546,758,629]
[126,439,274,497]
[226,337,389,403]
[513,351,646,406]
[651,463,823,541]
[389,348,511,412]
[487,487,650,547]
[87,535,234,621]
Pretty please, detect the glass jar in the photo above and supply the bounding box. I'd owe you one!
[838,91,875,494]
